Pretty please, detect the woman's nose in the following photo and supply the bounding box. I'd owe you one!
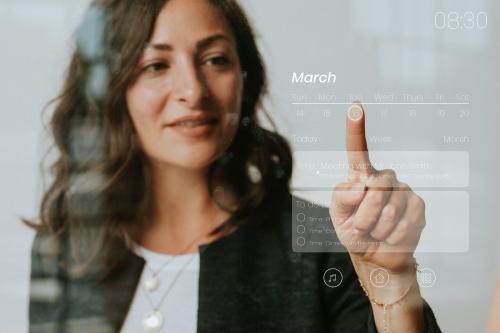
[171,61,209,108]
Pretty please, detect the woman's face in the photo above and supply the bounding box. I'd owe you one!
[126,0,244,170]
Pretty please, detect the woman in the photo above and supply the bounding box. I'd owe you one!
[27,0,442,332]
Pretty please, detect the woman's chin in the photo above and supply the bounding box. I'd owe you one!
[154,154,218,171]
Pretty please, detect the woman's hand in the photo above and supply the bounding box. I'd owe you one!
[329,103,426,274]
[329,103,426,332]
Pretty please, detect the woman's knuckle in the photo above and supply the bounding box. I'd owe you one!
[382,204,397,222]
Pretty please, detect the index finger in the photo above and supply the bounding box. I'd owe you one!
[346,103,374,177]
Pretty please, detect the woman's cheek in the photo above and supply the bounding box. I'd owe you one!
[129,79,169,111]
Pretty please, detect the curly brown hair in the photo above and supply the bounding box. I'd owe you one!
[25,0,293,276]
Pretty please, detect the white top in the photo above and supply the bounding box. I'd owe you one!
[120,243,200,333]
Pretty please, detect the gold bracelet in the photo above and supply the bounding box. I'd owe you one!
[359,279,413,333]
[358,259,418,333]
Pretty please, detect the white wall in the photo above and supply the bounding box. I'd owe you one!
[0,1,91,331]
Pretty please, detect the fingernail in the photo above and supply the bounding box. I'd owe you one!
[347,104,363,121]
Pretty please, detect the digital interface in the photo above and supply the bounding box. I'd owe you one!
[0,1,498,332]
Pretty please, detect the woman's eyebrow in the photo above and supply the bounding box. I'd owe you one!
[144,34,231,52]
[196,34,231,50]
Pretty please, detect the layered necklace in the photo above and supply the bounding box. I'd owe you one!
[141,252,197,332]
[136,225,216,332]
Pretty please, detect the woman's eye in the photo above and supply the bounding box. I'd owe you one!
[143,62,168,73]
[205,56,231,67]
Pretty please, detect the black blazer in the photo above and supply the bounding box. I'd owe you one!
[29,192,442,332]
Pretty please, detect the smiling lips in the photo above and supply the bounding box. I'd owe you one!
[165,113,219,137]
[165,113,219,127]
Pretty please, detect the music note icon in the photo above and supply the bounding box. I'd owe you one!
[323,268,343,288]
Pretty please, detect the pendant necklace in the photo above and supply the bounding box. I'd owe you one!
[142,256,176,292]
[136,211,235,331]
[139,223,215,292]
[141,252,197,332]
[137,222,219,332]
